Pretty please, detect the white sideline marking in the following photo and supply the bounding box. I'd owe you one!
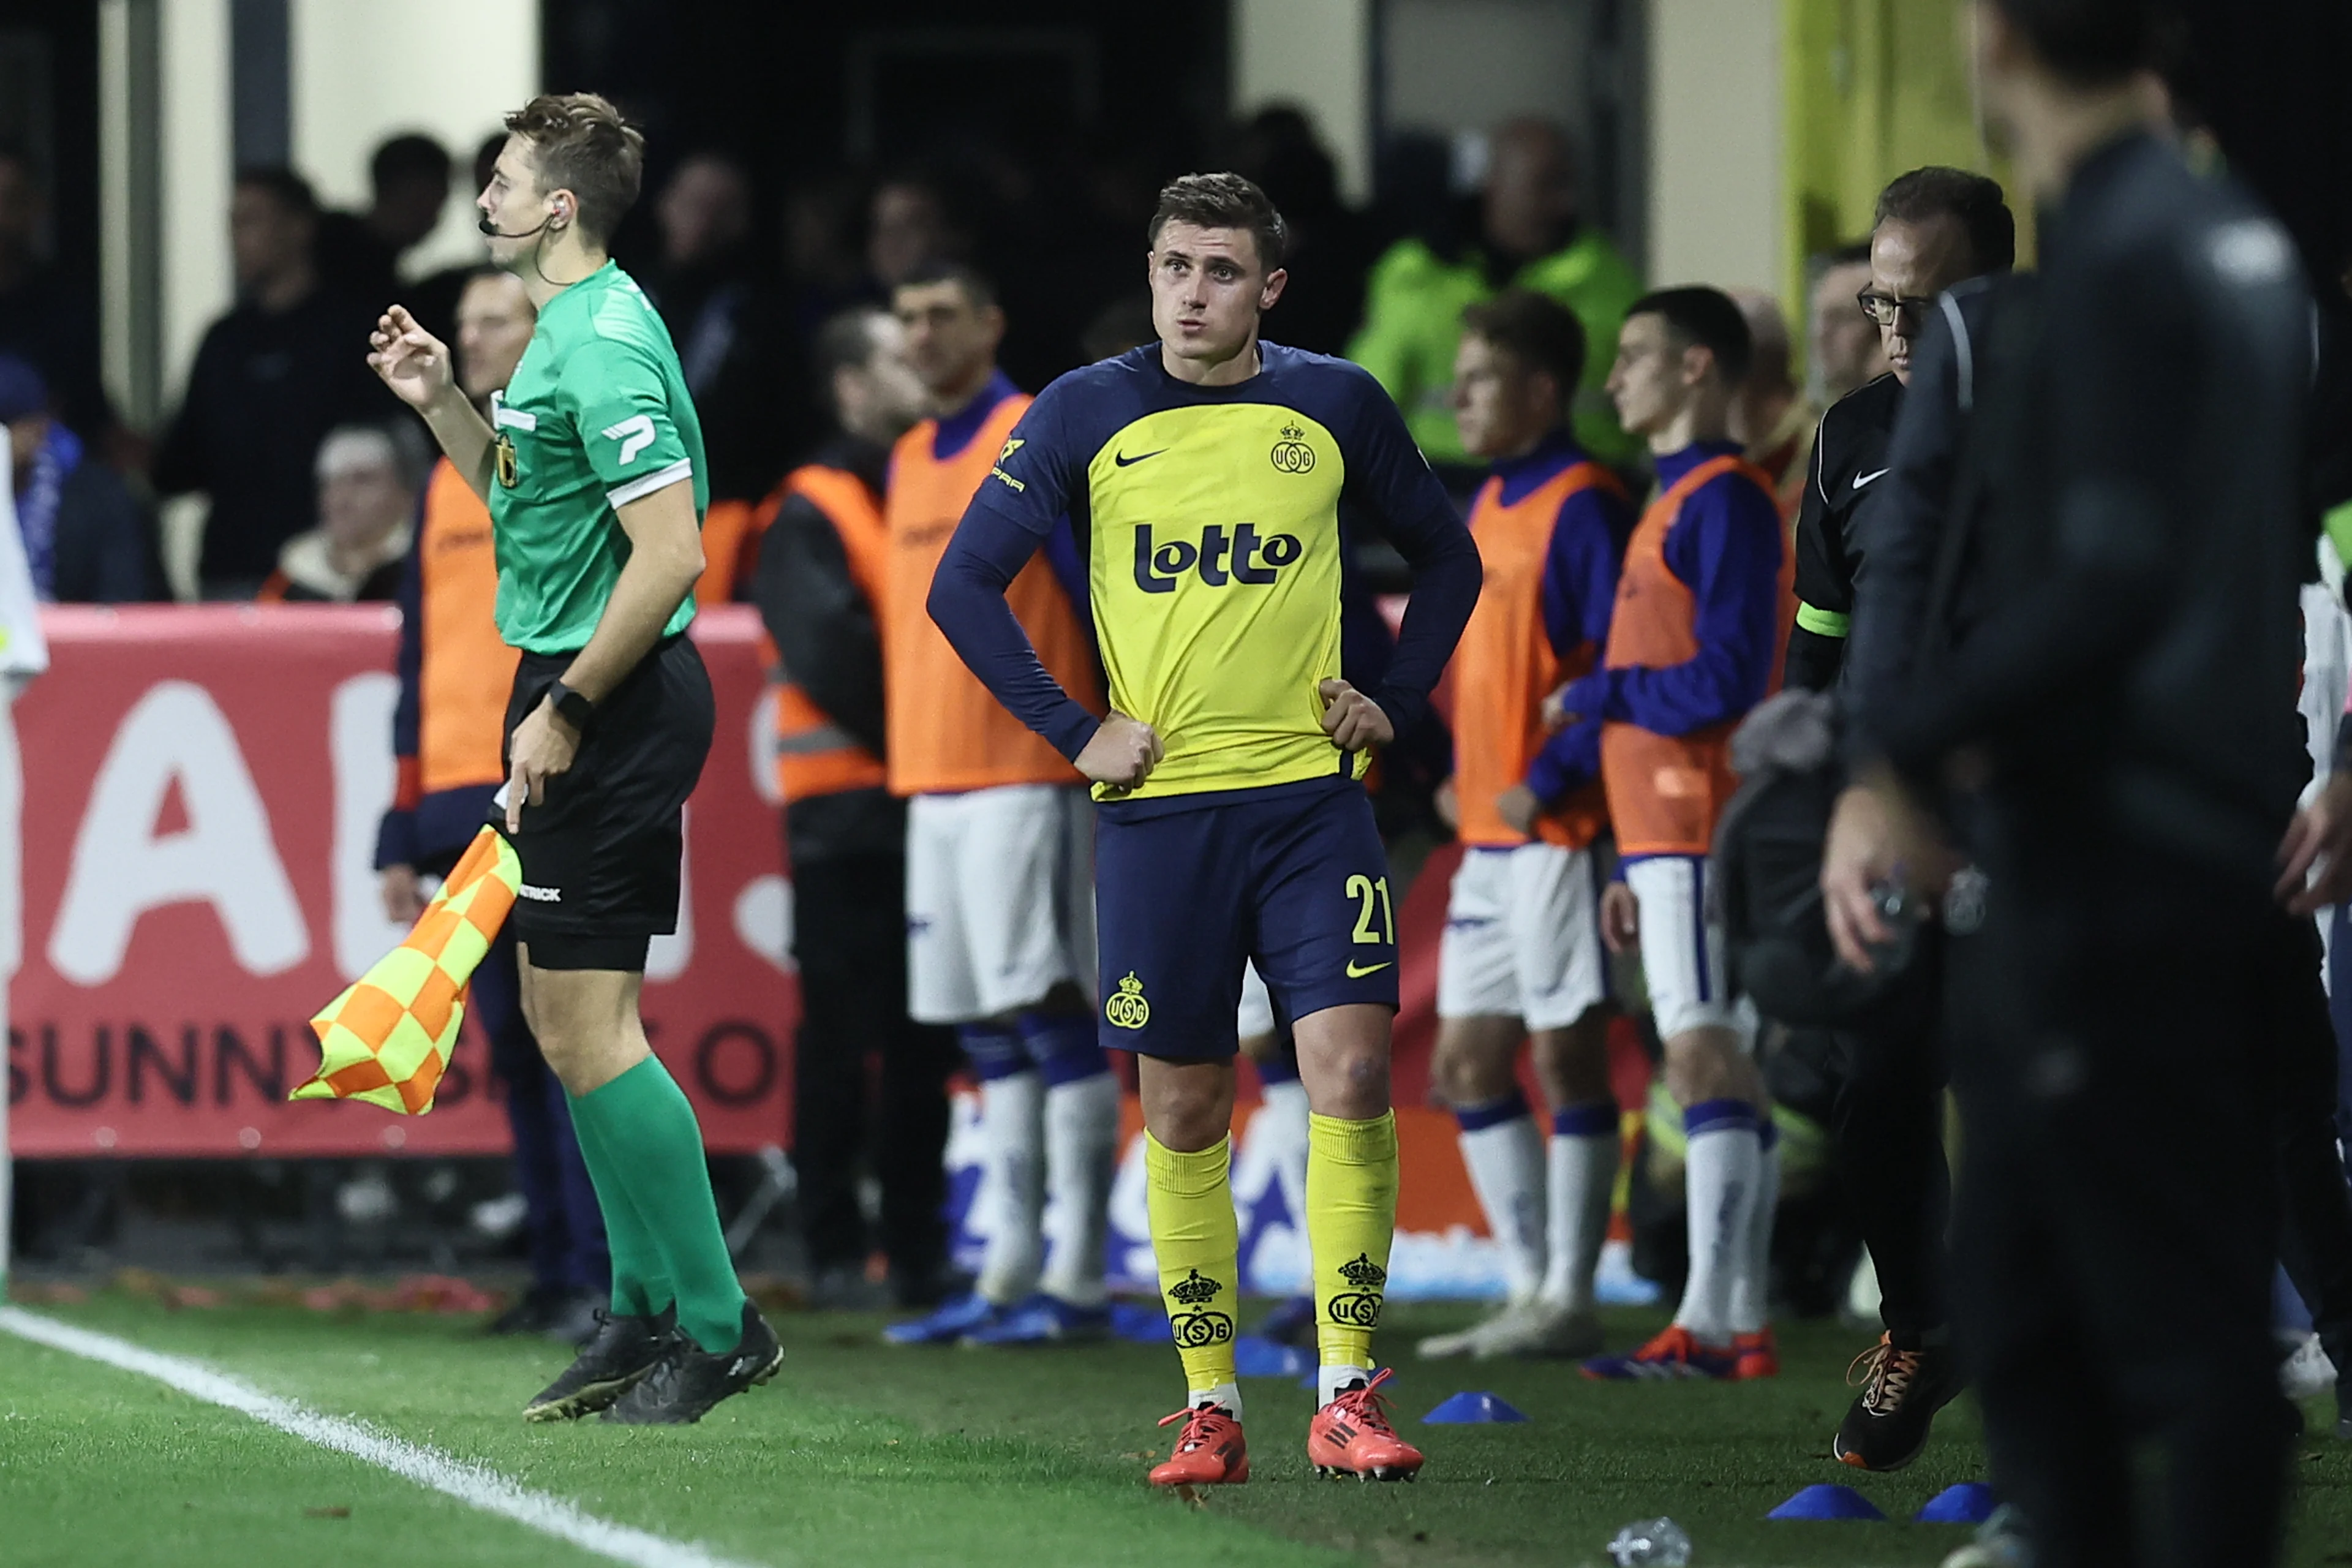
[0,1307,774,1568]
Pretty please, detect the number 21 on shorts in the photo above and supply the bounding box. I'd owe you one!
[1345,873,1394,978]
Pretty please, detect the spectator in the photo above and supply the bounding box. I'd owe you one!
[0,355,156,603]
[644,152,783,500]
[154,167,389,596]
[1223,107,1373,355]
[1726,287,1815,521]
[867,173,966,292]
[257,421,424,602]
[1349,118,1643,473]
[1807,241,1886,403]
[0,144,108,448]
[401,134,510,349]
[315,132,455,305]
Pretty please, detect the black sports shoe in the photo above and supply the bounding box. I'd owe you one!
[1831,1334,1962,1471]
[601,1302,784,1425]
[522,1307,673,1422]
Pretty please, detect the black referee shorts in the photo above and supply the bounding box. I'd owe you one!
[499,633,715,973]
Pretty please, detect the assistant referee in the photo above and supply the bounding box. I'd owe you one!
[368,92,779,1426]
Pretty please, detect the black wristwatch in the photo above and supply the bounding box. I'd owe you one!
[546,679,595,733]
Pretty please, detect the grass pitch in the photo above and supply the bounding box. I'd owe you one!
[4,1291,2348,1567]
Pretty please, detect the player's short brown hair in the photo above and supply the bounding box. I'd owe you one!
[1148,172,1288,271]
[502,93,645,244]
[1461,289,1588,407]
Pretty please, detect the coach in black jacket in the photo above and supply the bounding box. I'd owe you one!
[1828,4,2312,1562]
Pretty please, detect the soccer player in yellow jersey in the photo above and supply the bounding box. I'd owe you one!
[928,173,1481,1484]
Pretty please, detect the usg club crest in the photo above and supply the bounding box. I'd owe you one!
[1105,971,1150,1030]
[1326,1252,1386,1329]
[1167,1268,1234,1349]
[1269,421,1315,473]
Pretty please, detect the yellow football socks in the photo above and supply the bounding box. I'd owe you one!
[1307,1110,1399,1369]
[1145,1132,1240,1395]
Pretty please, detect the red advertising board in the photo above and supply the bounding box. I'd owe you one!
[6,604,797,1158]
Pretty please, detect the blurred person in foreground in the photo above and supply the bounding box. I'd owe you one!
[256,421,426,602]
[376,266,608,1344]
[1808,242,1887,405]
[0,355,155,603]
[1565,288,1790,1385]
[746,306,959,1310]
[875,262,1119,1350]
[1727,288,1815,522]
[1833,1,2313,1559]
[1787,167,2015,1476]
[1349,118,1643,473]
[316,133,456,306]
[156,167,387,597]
[929,170,1482,1486]
[1417,289,1632,1363]
[369,91,777,1425]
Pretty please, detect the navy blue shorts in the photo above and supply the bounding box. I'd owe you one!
[1095,778,1398,1059]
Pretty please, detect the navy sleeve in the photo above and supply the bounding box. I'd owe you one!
[1539,483,1628,660]
[1336,366,1480,734]
[1555,475,1783,736]
[932,378,1103,760]
[1524,716,1604,805]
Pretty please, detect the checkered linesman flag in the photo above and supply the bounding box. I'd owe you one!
[291,826,521,1114]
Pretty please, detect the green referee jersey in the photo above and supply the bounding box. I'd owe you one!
[487,261,708,654]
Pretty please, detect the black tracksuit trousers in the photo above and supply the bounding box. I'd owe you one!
[1829,927,1950,1343]
[1950,858,2287,1568]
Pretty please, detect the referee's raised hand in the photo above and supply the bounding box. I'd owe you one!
[367,305,455,412]
[1076,711,1162,791]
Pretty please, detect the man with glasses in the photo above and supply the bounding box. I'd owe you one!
[1784,168,2014,694]
[1777,165,2012,1472]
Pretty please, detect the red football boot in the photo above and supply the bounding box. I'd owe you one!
[1147,1401,1250,1487]
[1306,1368,1424,1482]
[1733,1327,1781,1381]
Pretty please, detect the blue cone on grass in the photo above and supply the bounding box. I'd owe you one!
[1767,1483,1885,1520]
[1422,1390,1528,1423]
[1915,1483,1997,1524]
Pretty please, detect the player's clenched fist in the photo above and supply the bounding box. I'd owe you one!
[368,305,455,409]
[1318,678,1393,750]
[1076,710,1163,790]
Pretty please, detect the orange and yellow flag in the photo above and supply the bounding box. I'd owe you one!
[291,826,521,1114]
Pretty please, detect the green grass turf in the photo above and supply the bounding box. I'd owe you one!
[4,1292,2348,1567]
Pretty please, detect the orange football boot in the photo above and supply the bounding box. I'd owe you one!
[1307,1368,1424,1481]
[1733,1327,1781,1381]
[1147,1402,1250,1487]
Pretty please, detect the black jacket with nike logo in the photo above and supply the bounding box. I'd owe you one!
[1784,371,1902,691]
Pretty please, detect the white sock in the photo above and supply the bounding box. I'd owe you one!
[1261,1078,1311,1234]
[1540,1102,1620,1313]
[1317,1363,1373,1407]
[1038,1071,1119,1306]
[976,1069,1045,1304]
[1189,1381,1243,1420]
[1455,1094,1546,1303]
[1673,1101,1760,1346]
[1727,1121,1779,1335]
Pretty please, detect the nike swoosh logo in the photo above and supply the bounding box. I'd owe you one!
[1114,449,1167,466]
[1345,960,1393,978]
[1852,467,1890,490]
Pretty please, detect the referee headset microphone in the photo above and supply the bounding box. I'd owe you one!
[478,195,585,286]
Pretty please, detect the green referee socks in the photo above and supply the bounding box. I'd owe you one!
[564,1105,673,1321]
[568,1056,748,1354]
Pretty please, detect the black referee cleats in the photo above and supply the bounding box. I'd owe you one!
[1832,1333,1962,1472]
[524,1305,674,1422]
[601,1301,784,1425]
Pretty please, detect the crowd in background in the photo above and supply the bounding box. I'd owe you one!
[0,104,1887,611]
